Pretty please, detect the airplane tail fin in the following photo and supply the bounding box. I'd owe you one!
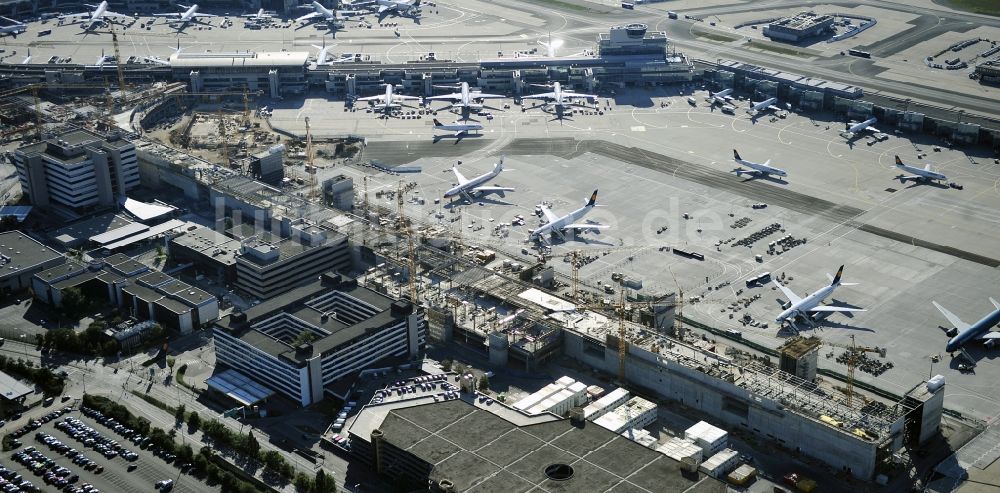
[495,155,504,172]
[894,155,903,167]
[831,265,844,286]
[432,118,442,126]
[586,190,598,207]
[924,163,931,172]
[733,149,741,161]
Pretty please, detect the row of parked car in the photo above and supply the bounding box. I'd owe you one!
[8,406,74,441]
[0,461,36,492]
[11,445,92,493]
[34,431,103,474]
[56,418,138,463]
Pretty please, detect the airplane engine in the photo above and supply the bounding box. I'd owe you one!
[945,327,959,337]
[735,170,743,177]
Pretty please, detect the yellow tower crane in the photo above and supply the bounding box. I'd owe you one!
[824,335,886,407]
[106,20,127,102]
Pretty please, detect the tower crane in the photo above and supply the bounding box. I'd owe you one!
[823,335,886,407]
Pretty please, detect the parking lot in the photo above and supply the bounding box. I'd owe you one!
[5,405,217,493]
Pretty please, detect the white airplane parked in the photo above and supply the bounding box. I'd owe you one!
[153,4,215,26]
[894,155,947,183]
[747,97,779,114]
[426,82,505,112]
[529,190,608,244]
[443,157,513,201]
[432,118,484,137]
[844,117,880,136]
[732,149,787,178]
[241,9,274,20]
[350,0,421,16]
[522,82,595,112]
[311,40,341,66]
[774,265,865,328]
[296,1,363,24]
[356,84,421,113]
[59,1,130,30]
[705,88,732,105]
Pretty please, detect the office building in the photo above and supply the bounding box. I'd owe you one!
[170,51,309,98]
[234,220,351,300]
[32,253,218,334]
[0,231,64,295]
[169,225,241,283]
[13,129,139,213]
[213,273,426,407]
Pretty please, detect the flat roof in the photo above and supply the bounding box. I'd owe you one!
[0,231,63,279]
[215,274,408,364]
[101,219,186,251]
[0,370,33,401]
[169,51,310,68]
[50,213,133,247]
[206,368,274,406]
[355,398,723,492]
[89,222,149,246]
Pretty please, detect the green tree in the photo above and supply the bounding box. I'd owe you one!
[60,287,90,318]
[313,469,331,493]
[206,463,220,483]
[175,404,186,422]
[262,450,283,472]
[294,472,313,492]
[291,330,317,347]
[192,453,208,475]
[242,431,260,458]
[440,359,452,372]
[178,444,194,463]
[187,411,201,431]
[478,375,490,392]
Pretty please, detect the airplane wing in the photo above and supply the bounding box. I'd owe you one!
[980,332,1000,341]
[562,223,609,231]
[296,12,321,21]
[866,126,881,133]
[522,92,556,101]
[393,95,422,101]
[561,91,596,100]
[472,186,515,193]
[355,95,385,102]
[104,11,132,19]
[426,92,462,101]
[539,205,559,224]
[193,13,217,17]
[808,306,865,313]
[451,167,469,185]
[473,92,506,100]
[378,5,391,13]
[59,12,91,19]
[932,301,970,330]
[991,298,1000,310]
[772,280,803,305]
[767,105,781,111]
[153,13,182,17]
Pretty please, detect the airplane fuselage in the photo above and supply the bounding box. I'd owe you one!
[897,163,946,181]
[847,118,877,134]
[444,170,498,198]
[180,5,200,21]
[946,307,1000,352]
[735,156,786,177]
[750,97,776,113]
[776,285,836,323]
[531,205,590,239]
